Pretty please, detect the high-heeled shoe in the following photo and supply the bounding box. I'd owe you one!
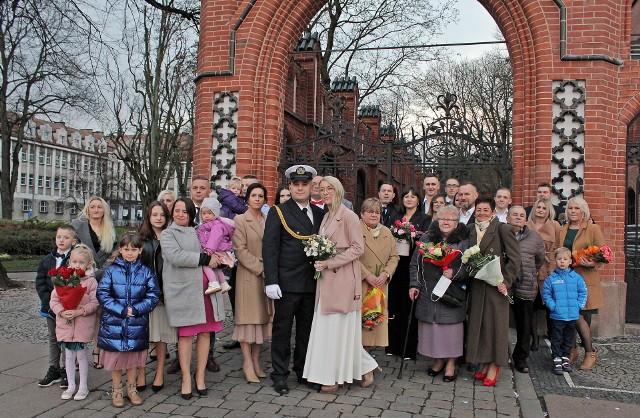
[254,369,267,379]
[193,372,208,396]
[181,375,192,400]
[483,367,500,387]
[474,371,487,380]
[428,367,444,377]
[242,364,260,383]
[151,382,164,393]
[361,371,374,388]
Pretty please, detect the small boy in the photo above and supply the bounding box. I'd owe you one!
[542,247,588,375]
[35,224,77,388]
[217,177,247,220]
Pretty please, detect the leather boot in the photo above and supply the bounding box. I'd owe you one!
[579,351,597,370]
[569,346,580,365]
[126,382,143,406]
[112,384,125,408]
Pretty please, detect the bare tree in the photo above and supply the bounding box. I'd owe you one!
[0,0,98,219]
[409,49,513,189]
[307,0,457,102]
[100,1,197,211]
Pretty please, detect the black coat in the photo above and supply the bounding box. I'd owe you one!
[35,250,71,317]
[381,204,398,228]
[141,237,164,299]
[263,199,324,293]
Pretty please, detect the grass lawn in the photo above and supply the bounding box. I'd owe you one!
[2,256,41,272]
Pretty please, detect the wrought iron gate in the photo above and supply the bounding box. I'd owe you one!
[281,93,511,202]
[626,117,640,323]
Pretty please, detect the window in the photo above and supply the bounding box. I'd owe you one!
[61,156,66,168]
[68,179,73,191]
[28,148,35,162]
[22,199,32,212]
[69,157,75,169]
[55,201,64,214]
[45,153,51,166]
[28,174,33,187]
[70,206,77,215]
[21,150,27,162]
[61,177,67,191]
[39,150,45,164]
[54,177,59,190]
[83,161,88,171]
[20,173,26,186]
[54,156,59,167]
[37,176,43,188]
[45,176,51,188]
[39,201,48,213]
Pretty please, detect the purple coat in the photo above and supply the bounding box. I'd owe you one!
[198,218,236,253]
[218,188,247,220]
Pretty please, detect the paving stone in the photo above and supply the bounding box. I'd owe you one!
[474,399,497,410]
[218,400,253,410]
[424,399,452,409]
[224,391,250,401]
[223,411,256,418]
[308,409,340,418]
[448,408,475,418]
[352,405,383,416]
[276,405,312,417]
[271,394,300,405]
[389,401,422,414]
[149,403,179,414]
[192,397,225,408]
[334,394,364,405]
[473,409,497,418]
[394,394,426,405]
[169,405,202,416]
[429,390,454,401]
[324,402,356,413]
[194,407,229,418]
[360,398,391,409]
[418,407,451,417]
[246,393,276,403]
[246,401,282,414]
[380,410,413,418]
[112,409,148,418]
[307,392,337,402]
[296,398,327,408]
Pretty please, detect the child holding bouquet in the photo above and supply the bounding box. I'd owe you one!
[50,244,98,400]
[197,197,235,295]
[97,233,160,408]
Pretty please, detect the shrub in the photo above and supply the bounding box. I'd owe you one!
[0,218,65,255]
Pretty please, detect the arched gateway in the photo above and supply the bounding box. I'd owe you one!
[194,0,639,336]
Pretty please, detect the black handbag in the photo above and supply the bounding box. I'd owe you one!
[438,281,468,308]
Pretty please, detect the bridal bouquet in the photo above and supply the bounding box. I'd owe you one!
[302,235,337,279]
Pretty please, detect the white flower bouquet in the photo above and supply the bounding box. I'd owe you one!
[462,245,513,304]
[302,235,337,279]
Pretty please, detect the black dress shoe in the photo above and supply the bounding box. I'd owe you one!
[136,385,147,392]
[443,374,457,383]
[206,358,220,373]
[427,367,444,377]
[167,358,181,374]
[181,392,193,400]
[515,361,530,374]
[223,341,241,350]
[274,380,289,395]
[196,387,208,396]
[151,383,164,393]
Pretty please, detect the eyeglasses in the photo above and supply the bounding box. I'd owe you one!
[445,184,459,188]
[439,218,458,223]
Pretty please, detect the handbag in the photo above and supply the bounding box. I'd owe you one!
[438,281,467,308]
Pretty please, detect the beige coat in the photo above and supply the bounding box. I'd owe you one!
[316,204,365,314]
[552,220,605,310]
[527,219,560,299]
[466,218,521,366]
[232,211,273,325]
[359,221,400,347]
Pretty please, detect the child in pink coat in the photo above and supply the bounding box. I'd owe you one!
[198,197,236,295]
[50,245,99,401]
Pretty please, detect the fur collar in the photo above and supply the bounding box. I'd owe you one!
[423,222,469,245]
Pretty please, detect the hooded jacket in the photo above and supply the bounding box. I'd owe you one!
[97,257,160,352]
[197,217,236,253]
[50,272,99,343]
[217,188,247,220]
[542,267,588,321]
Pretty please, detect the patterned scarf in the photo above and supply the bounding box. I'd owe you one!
[475,216,495,243]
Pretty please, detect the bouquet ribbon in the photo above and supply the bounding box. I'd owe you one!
[422,250,461,270]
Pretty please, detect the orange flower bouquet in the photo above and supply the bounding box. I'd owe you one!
[362,265,386,330]
[572,245,613,267]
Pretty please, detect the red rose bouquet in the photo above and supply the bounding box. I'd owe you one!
[49,267,87,323]
[415,241,461,270]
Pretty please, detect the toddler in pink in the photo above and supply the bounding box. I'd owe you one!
[198,197,236,295]
[50,245,99,401]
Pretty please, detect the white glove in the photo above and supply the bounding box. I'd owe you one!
[265,284,282,300]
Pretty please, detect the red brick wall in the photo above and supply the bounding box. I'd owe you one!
[194,0,637,297]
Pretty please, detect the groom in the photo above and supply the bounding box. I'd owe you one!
[263,165,325,395]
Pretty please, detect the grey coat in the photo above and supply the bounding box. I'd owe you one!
[409,223,469,325]
[160,222,225,328]
[70,218,116,280]
[513,225,545,301]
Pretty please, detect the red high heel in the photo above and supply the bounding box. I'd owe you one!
[474,371,487,380]
[483,367,500,387]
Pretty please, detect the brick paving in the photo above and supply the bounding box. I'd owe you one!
[0,281,637,417]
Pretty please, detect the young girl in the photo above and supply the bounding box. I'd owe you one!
[50,244,99,401]
[217,177,247,220]
[96,232,160,408]
[198,197,236,295]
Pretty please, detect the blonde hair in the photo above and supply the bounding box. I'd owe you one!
[555,246,572,259]
[69,244,96,272]
[228,177,242,188]
[360,198,382,214]
[528,198,555,222]
[157,189,176,201]
[79,197,116,252]
[565,197,590,224]
[321,176,345,216]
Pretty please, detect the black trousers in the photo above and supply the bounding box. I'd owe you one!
[512,297,534,362]
[550,319,576,359]
[270,291,315,382]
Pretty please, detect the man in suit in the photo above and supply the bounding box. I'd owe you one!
[524,182,564,222]
[444,178,460,205]
[494,187,512,223]
[378,182,397,227]
[458,183,478,225]
[421,174,440,214]
[263,165,325,395]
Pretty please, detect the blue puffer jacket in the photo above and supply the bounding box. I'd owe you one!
[542,267,588,321]
[97,257,160,352]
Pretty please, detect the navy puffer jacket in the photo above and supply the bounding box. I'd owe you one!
[97,257,160,352]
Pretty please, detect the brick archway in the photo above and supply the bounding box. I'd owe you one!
[195,0,638,335]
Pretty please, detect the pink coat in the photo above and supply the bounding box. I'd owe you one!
[316,204,365,314]
[50,274,99,343]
